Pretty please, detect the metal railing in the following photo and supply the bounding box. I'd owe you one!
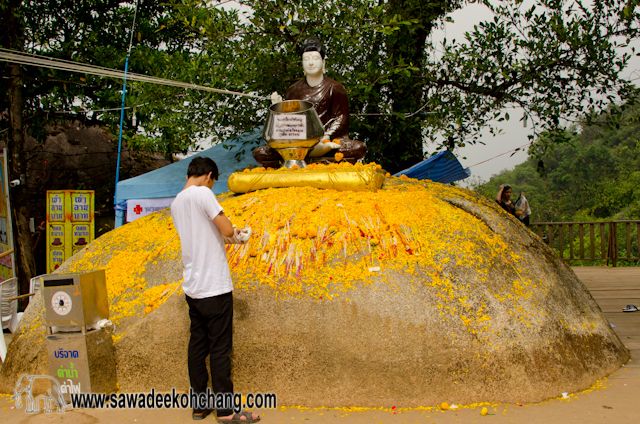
[530,220,640,266]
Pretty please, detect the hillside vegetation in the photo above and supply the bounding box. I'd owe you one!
[470,115,640,264]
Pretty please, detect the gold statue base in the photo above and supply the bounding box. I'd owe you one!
[227,165,386,194]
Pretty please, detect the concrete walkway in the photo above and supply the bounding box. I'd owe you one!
[1,266,639,423]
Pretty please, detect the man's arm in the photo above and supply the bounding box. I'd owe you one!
[213,211,234,238]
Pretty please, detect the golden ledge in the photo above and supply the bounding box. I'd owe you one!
[227,164,387,193]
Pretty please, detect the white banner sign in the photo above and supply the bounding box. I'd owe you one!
[273,115,306,139]
[127,197,175,223]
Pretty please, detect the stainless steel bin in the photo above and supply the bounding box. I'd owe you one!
[43,269,109,329]
[41,270,117,401]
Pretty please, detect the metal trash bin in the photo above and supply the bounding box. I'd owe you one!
[42,270,117,401]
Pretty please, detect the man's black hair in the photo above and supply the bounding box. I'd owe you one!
[187,157,219,180]
[300,37,326,59]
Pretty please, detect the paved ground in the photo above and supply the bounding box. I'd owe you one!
[1,266,638,424]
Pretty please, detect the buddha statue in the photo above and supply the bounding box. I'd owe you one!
[253,38,366,168]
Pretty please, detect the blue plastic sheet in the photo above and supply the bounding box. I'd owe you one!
[393,150,471,184]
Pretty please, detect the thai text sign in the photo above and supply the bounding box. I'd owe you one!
[46,191,94,273]
[273,115,307,139]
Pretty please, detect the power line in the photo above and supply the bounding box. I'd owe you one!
[468,142,531,168]
[53,102,149,113]
[0,48,270,100]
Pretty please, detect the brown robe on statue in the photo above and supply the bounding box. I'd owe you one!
[253,77,366,168]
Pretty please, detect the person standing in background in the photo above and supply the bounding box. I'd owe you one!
[496,184,515,216]
[496,184,531,227]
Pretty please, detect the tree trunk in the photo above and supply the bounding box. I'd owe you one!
[5,0,36,307]
[367,0,448,173]
[8,63,37,305]
[385,0,430,172]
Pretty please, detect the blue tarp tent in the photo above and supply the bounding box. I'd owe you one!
[393,150,471,183]
[114,131,261,228]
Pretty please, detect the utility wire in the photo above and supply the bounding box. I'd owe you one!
[114,0,139,206]
[353,101,435,118]
[51,102,149,114]
[468,142,531,168]
[0,48,441,117]
[0,48,270,100]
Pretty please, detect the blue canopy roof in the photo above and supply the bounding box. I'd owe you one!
[114,130,261,227]
[393,150,471,183]
[116,130,261,203]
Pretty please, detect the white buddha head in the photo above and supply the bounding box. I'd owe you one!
[302,51,325,77]
[301,38,326,77]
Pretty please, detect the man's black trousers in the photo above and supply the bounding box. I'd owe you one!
[185,291,234,416]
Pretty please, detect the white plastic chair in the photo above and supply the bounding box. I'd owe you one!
[29,275,43,298]
[1,277,20,363]
[1,277,20,333]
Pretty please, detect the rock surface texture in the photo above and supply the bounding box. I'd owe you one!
[1,177,628,407]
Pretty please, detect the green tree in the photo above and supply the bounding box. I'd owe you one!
[0,0,194,295]
[165,0,462,172]
[1,0,36,297]
[9,0,637,173]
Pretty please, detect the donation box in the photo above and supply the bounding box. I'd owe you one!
[42,270,117,401]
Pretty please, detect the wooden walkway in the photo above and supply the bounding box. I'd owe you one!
[573,266,640,362]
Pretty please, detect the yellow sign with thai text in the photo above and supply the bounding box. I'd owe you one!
[46,190,94,273]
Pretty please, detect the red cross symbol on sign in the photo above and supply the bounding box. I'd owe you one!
[133,205,143,215]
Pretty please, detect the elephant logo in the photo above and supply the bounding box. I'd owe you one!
[11,374,68,414]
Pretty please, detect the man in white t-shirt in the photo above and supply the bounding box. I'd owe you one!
[170,157,259,423]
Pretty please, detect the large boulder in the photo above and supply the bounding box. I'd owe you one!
[1,177,628,406]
